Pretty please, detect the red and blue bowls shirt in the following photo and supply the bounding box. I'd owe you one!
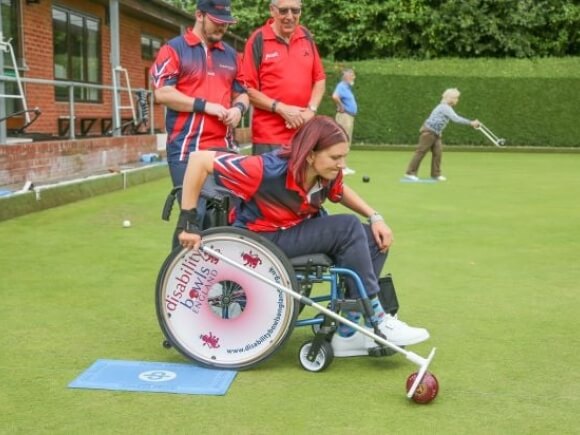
[212,151,343,232]
[151,29,245,162]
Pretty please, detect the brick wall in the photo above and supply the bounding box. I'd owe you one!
[0,135,160,187]
[18,0,181,137]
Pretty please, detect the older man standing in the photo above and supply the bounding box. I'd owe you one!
[241,0,326,155]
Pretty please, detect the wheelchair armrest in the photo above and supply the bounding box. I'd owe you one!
[290,254,333,271]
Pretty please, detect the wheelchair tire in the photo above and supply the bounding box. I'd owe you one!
[298,340,334,372]
[156,227,300,370]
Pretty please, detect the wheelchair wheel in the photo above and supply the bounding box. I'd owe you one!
[298,340,334,372]
[156,227,300,370]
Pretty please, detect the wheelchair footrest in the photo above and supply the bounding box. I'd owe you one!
[336,299,365,312]
[367,345,398,357]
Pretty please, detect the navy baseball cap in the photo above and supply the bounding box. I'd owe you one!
[197,0,237,24]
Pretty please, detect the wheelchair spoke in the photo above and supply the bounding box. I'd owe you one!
[208,280,246,319]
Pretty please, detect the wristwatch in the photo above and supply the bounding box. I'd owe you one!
[308,104,318,113]
[368,212,384,225]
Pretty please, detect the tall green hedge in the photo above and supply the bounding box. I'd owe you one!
[170,0,580,59]
[320,58,580,147]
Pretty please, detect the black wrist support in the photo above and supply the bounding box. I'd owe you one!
[176,208,202,234]
[233,102,247,115]
[193,98,207,113]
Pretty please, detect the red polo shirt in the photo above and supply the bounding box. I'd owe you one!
[212,151,343,232]
[241,19,326,146]
[151,29,244,162]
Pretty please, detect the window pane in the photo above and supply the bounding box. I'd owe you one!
[141,34,162,60]
[52,7,101,102]
[86,88,99,101]
[69,13,85,82]
[52,9,68,80]
[3,81,20,114]
[152,39,161,57]
[141,36,150,59]
[2,0,20,65]
[2,0,21,112]
[86,18,99,83]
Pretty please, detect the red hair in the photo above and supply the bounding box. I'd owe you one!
[279,116,348,187]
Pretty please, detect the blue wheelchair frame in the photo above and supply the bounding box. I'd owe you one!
[293,266,370,329]
[158,187,438,398]
[160,186,395,369]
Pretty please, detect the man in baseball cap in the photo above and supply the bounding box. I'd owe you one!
[197,0,237,24]
[151,0,247,250]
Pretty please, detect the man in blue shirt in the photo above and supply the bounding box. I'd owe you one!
[332,68,357,175]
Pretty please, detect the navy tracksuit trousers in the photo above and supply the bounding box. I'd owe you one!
[260,214,388,298]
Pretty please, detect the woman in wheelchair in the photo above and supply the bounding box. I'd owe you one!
[177,115,429,355]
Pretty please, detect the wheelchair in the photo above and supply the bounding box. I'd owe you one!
[156,187,438,400]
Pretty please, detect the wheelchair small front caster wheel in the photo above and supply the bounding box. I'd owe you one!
[162,340,172,349]
[298,340,334,372]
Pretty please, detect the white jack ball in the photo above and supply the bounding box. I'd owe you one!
[122,220,132,228]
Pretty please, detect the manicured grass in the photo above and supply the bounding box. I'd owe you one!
[1,150,579,434]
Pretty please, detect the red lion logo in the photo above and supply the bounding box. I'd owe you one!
[200,332,220,349]
[203,249,220,264]
[241,251,262,268]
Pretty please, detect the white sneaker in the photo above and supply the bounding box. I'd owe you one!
[404,174,419,181]
[343,167,356,175]
[331,332,375,357]
[433,175,447,181]
[377,314,429,346]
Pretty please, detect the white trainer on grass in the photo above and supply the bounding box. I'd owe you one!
[331,332,374,357]
[377,314,430,346]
